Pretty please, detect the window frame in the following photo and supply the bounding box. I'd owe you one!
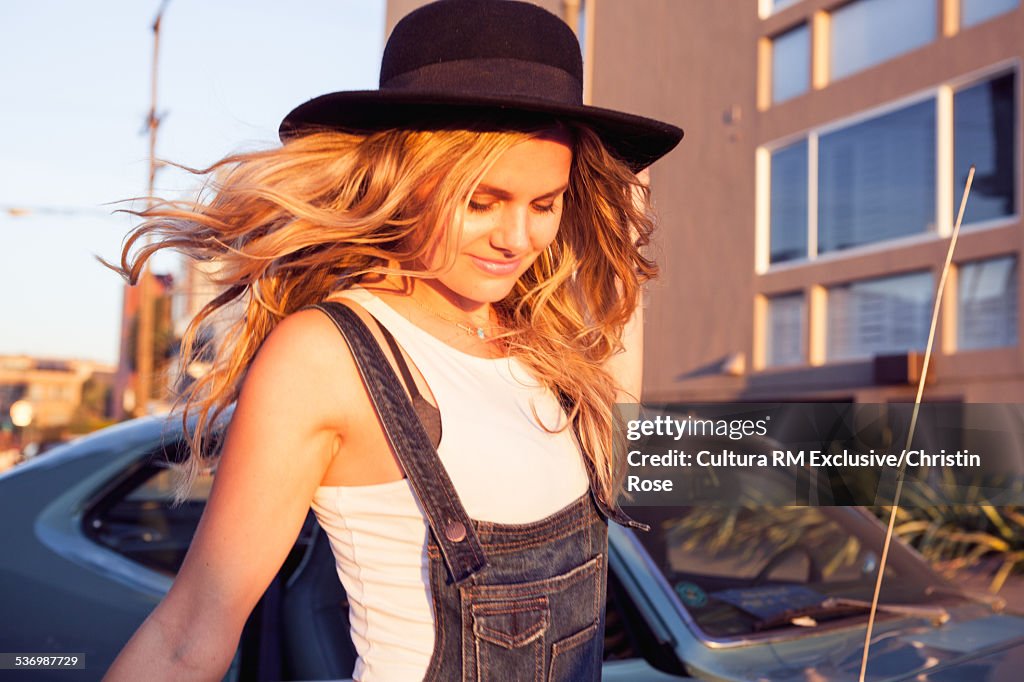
[827,0,939,83]
[956,255,1020,351]
[948,64,1022,231]
[824,270,936,362]
[758,62,1020,275]
[764,291,809,367]
[770,22,812,104]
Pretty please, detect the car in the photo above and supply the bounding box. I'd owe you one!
[1,416,1022,681]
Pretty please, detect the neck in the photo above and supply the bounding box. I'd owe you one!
[376,274,492,320]
[418,283,492,322]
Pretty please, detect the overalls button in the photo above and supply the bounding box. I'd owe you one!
[445,520,467,542]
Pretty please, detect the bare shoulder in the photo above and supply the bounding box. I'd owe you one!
[257,305,352,365]
[238,306,362,436]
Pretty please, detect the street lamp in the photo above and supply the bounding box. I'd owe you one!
[9,399,34,453]
[9,400,33,429]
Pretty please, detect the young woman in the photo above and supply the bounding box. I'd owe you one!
[104,1,681,680]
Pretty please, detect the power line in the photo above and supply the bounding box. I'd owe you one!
[2,204,117,219]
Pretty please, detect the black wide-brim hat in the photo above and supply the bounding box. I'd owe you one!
[279,0,682,172]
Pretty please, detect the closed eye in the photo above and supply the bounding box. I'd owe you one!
[468,200,496,213]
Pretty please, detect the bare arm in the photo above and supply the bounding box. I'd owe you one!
[603,169,650,404]
[104,310,355,681]
[604,301,644,403]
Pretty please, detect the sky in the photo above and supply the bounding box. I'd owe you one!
[0,0,386,365]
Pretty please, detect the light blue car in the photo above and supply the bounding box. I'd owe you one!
[0,417,1020,681]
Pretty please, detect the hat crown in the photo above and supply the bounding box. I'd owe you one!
[380,0,583,92]
[279,0,682,171]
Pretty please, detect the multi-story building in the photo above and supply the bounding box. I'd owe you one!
[387,0,1021,404]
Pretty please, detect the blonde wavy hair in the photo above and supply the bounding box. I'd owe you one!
[118,123,656,506]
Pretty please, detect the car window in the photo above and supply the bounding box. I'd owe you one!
[627,506,936,638]
[85,447,318,582]
[662,507,878,583]
[124,465,213,502]
[85,460,213,576]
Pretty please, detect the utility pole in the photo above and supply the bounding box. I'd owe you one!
[134,0,170,417]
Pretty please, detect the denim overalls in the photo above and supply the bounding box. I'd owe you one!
[315,302,646,681]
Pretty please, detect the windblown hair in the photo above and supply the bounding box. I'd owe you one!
[117,123,656,505]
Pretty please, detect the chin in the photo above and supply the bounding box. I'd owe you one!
[473,282,518,303]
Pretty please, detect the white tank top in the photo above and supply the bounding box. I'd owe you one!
[309,287,590,681]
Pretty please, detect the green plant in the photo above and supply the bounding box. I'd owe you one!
[873,504,1024,593]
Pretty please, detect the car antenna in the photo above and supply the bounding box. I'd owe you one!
[857,165,976,682]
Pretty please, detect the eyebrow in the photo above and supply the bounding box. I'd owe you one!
[473,183,569,201]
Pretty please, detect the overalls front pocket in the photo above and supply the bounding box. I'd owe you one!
[462,554,604,682]
[471,597,548,680]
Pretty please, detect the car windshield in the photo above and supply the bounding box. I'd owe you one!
[625,505,955,638]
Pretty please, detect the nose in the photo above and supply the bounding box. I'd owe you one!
[489,205,531,254]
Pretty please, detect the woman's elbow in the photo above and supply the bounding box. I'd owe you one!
[104,599,241,681]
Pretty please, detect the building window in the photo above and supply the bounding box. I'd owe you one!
[770,140,809,263]
[830,0,936,81]
[819,98,936,253]
[954,72,1017,225]
[767,293,806,366]
[959,256,1018,350]
[962,0,1020,27]
[827,271,934,361]
[762,0,801,16]
[772,24,810,103]
[762,67,1018,275]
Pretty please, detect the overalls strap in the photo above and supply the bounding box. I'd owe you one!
[312,301,487,584]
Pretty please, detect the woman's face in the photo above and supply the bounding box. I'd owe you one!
[426,131,573,308]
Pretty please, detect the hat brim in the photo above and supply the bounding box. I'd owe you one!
[279,90,683,172]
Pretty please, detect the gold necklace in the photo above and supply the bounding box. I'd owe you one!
[409,296,501,340]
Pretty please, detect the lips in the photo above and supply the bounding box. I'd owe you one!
[468,255,523,276]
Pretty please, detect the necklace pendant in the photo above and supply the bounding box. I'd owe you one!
[411,296,498,341]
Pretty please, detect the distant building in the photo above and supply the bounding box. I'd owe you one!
[121,252,264,419]
[113,273,176,419]
[0,355,115,450]
[387,0,1021,404]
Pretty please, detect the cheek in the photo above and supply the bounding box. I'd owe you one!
[533,214,563,249]
[458,212,492,242]
[420,210,466,269]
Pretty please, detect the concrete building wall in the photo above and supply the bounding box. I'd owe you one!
[587,1,762,401]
